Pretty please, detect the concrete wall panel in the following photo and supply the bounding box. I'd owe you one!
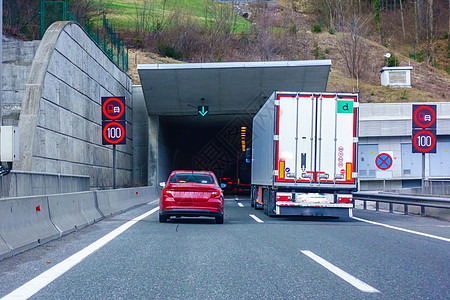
[15,22,134,188]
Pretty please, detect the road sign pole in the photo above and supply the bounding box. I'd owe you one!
[113,145,116,189]
[421,152,425,193]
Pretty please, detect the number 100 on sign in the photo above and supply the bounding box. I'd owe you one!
[412,129,436,153]
[102,121,126,145]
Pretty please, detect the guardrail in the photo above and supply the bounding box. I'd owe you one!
[353,191,450,216]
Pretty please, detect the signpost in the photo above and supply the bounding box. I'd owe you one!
[102,96,126,189]
[412,104,437,191]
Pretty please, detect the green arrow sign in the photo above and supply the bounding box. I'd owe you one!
[198,106,209,117]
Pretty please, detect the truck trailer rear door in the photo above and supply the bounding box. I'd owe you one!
[275,92,358,185]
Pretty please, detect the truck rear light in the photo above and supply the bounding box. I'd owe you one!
[338,197,352,203]
[277,195,292,201]
[163,189,174,197]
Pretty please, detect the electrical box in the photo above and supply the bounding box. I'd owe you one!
[1,126,19,162]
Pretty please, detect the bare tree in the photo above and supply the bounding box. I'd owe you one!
[336,16,370,83]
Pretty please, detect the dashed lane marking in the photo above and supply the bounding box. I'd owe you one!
[301,250,379,293]
[238,203,244,208]
[249,214,264,223]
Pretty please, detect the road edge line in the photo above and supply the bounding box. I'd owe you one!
[351,216,450,242]
[1,206,160,300]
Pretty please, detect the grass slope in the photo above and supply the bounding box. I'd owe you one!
[100,0,250,32]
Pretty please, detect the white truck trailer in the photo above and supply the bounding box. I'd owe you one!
[251,91,358,217]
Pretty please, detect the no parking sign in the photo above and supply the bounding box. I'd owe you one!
[375,153,393,170]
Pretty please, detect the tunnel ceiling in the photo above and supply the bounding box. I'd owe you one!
[137,60,331,116]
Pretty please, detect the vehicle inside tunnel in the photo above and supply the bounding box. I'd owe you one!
[158,114,253,194]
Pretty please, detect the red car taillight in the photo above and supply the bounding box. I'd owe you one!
[211,190,221,198]
[163,189,174,197]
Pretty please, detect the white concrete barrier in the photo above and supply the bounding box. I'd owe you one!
[96,186,157,217]
[0,196,60,256]
[80,192,103,224]
[0,186,159,261]
[0,236,11,261]
[48,193,89,236]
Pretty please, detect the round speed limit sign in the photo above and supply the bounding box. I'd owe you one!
[102,121,126,145]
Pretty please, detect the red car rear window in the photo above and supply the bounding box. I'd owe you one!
[170,174,214,184]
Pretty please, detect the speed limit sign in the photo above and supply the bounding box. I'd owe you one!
[102,96,126,145]
[412,129,436,153]
[102,121,126,145]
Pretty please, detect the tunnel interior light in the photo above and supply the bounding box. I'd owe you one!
[241,126,247,152]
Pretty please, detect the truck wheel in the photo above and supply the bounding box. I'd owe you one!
[263,189,269,216]
[250,186,255,207]
[267,189,276,217]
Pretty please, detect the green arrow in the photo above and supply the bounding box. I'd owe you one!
[199,106,208,116]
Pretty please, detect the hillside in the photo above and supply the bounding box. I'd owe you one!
[129,31,449,103]
[105,0,449,103]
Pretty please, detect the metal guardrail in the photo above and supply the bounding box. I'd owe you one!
[353,191,450,216]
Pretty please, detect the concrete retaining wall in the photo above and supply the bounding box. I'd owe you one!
[15,21,134,188]
[2,38,40,126]
[0,186,160,261]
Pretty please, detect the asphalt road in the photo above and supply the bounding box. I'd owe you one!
[0,196,449,299]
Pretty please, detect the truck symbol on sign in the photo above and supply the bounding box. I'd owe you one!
[107,105,121,114]
[418,113,431,122]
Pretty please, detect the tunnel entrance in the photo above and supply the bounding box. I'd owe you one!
[138,60,332,189]
[159,114,252,194]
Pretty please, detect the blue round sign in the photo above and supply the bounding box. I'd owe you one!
[375,153,393,170]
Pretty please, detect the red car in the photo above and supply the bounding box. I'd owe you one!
[159,170,225,224]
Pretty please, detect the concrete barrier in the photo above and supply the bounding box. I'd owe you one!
[0,186,159,261]
[0,236,11,261]
[96,186,159,217]
[48,192,91,236]
[80,192,103,224]
[0,196,60,256]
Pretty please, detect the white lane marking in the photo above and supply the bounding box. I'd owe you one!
[1,206,160,300]
[238,203,244,208]
[249,214,264,223]
[351,216,450,243]
[301,250,379,293]
[234,195,239,201]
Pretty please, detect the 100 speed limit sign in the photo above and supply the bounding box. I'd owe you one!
[102,121,126,145]
[412,129,436,153]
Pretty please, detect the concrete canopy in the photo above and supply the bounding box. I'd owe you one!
[138,60,331,116]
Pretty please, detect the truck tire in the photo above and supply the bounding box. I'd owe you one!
[267,189,276,217]
[263,188,269,215]
[250,186,255,207]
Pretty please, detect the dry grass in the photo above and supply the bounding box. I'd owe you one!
[128,48,183,84]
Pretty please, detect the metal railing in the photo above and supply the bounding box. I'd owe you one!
[353,191,450,216]
[39,1,128,72]
[1,170,90,198]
